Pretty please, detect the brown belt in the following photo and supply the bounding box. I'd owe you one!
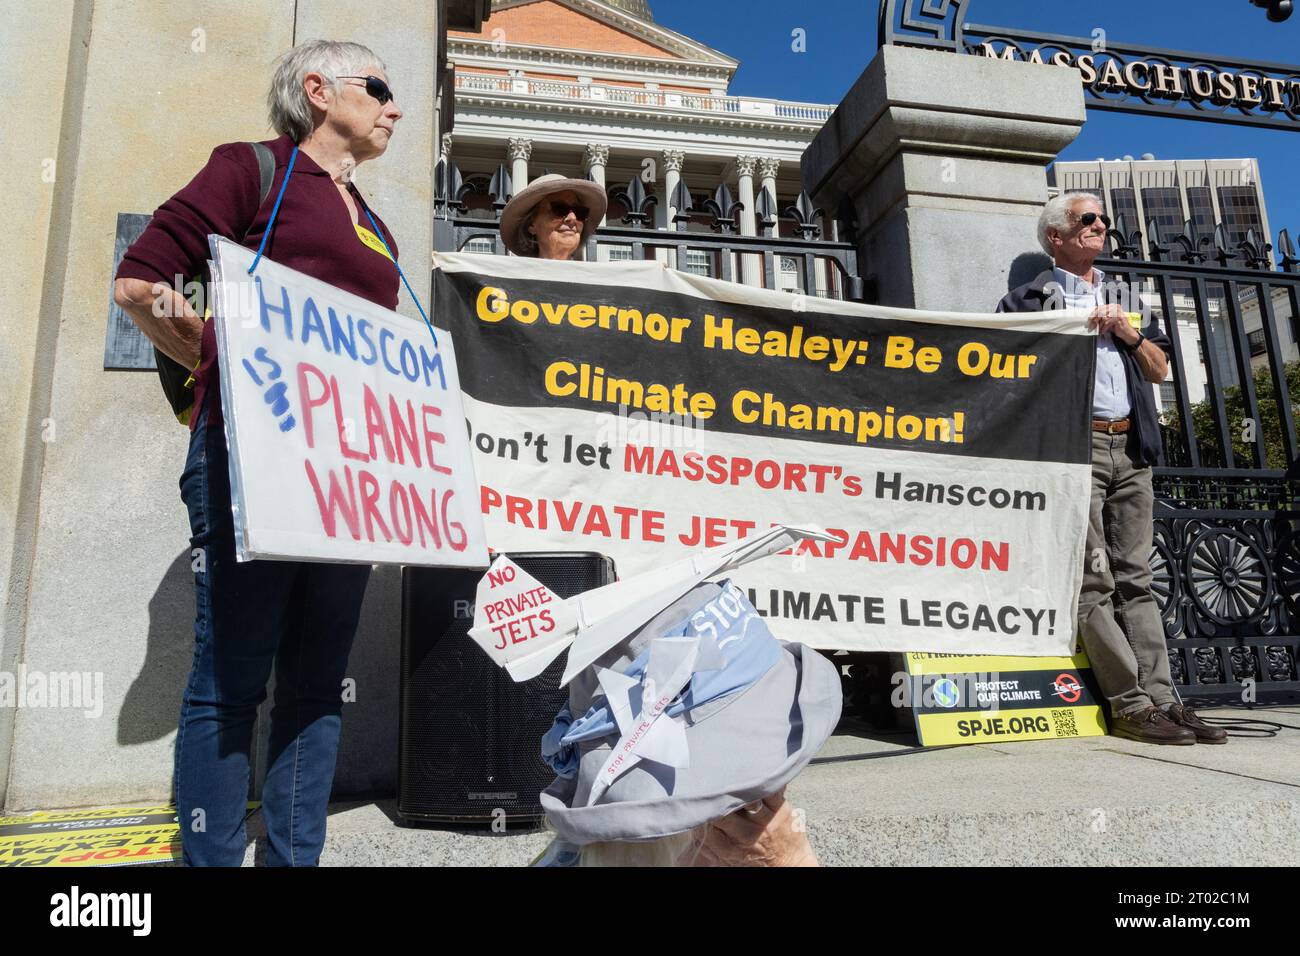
[1092,417,1131,434]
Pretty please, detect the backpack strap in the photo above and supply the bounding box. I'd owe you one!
[159,140,282,426]
[249,141,275,208]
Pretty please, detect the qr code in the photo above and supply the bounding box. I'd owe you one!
[1052,708,1079,737]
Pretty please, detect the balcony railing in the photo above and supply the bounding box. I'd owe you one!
[453,72,834,123]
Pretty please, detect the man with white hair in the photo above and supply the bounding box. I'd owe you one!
[995,192,1226,746]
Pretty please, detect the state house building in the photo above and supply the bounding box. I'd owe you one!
[442,0,835,289]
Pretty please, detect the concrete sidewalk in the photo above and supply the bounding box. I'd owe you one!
[244,703,1300,866]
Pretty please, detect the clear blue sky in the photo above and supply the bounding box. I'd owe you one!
[649,0,1300,241]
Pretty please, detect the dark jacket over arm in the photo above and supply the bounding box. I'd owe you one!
[996,269,1171,467]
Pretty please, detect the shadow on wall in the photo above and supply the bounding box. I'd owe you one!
[118,549,194,746]
[1007,252,1052,293]
[115,550,403,794]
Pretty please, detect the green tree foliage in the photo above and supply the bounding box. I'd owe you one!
[1162,360,1300,469]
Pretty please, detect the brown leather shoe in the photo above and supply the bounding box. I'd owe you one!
[1109,706,1196,745]
[1163,703,1228,744]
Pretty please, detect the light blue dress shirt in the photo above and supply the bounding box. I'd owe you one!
[1053,265,1132,420]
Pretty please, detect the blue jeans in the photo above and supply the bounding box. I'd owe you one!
[176,396,371,866]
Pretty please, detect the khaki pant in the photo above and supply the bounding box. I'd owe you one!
[1077,429,1175,717]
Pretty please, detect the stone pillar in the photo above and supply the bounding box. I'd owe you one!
[801,45,1086,311]
[735,155,760,286]
[507,136,532,195]
[757,157,780,233]
[584,143,609,225]
[661,148,684,229]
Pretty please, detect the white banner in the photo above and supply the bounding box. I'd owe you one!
[433,252,1097,656]
[209,236,488,568]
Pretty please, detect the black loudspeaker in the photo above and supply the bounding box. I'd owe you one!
[398,552,616,825]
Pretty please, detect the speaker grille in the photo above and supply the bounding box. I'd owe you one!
[398,553,614,824]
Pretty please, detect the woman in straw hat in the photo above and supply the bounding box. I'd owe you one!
[499,174,608,260]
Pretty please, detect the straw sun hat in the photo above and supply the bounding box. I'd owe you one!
[498,173,608,257]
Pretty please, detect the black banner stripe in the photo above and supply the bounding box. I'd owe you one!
[908,667,1102,715]
[436,271,1094,465]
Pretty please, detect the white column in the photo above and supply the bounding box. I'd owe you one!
[736,155,757,235]
[584,143,610,225]
[661,148,685,229]
[736,155,760,286]
[757,156,780,231]
[507,136,532,194]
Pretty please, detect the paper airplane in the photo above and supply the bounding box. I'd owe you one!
[585,634,726,805]
[469,524,836,684]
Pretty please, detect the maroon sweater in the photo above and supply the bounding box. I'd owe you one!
[116,132,401,432]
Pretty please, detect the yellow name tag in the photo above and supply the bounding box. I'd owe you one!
[1126,312,1143,329]
[355,223,394,262]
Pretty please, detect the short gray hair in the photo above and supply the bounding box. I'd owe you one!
[1038,191,1102,257]
[267,39,387,143]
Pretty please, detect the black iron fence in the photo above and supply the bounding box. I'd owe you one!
[1098,216,1300,700]
[433,158,867,301]
[1097,222,1299,472]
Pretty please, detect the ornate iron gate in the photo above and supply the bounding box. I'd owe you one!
[1098,220,1300,700]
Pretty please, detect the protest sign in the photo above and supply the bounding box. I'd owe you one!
[433,252,1096,656]
[0,804,185,867]
[467,555,577,670]
[901,650,1107,746]
[465,524,833,683]
[209,236,488,567]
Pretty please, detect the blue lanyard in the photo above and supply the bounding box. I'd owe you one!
[246,144,437,348]
[247,145,296,275]
[356,195,437,348]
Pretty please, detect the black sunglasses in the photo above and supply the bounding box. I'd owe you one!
[548,200,591,222]
[1075,211,1112,229]
[337,75,394,105]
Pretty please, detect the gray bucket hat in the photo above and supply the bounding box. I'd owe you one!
[538,579,843,846]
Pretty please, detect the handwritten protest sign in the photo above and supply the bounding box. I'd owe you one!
[467,555,577,669]
[433,252,1096,656]
[208,236,488,567]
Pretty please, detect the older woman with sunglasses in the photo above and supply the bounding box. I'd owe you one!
[499,174,608,260]
[113,40,405,866]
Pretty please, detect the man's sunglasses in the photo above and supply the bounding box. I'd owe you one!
[337,75,394,105]
[1074,211,1112,229]
[548,200,591,222]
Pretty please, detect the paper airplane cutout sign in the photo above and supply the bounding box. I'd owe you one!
[586,633,726,806]
[466,524,836,684]
[467,556,578,669]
